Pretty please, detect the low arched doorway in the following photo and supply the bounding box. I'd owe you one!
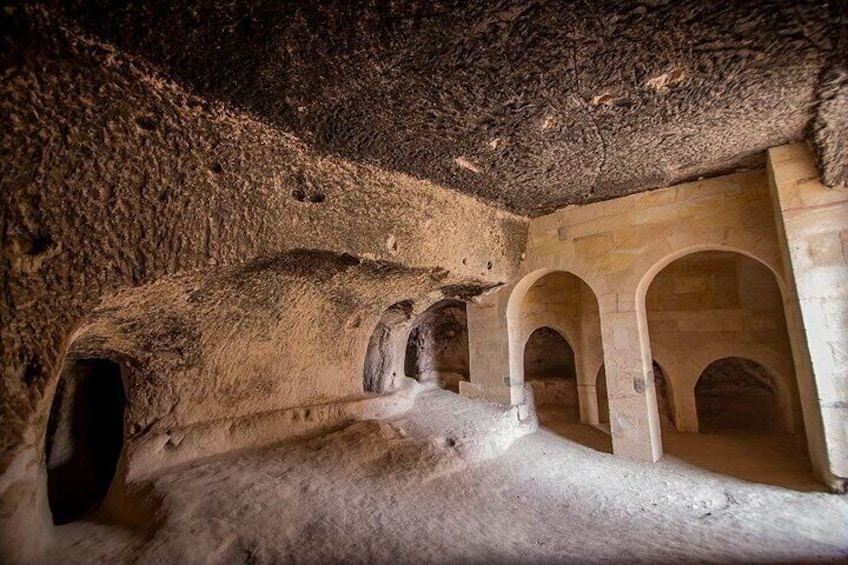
[45,358,126,525]
[524,327,578,418]
[404,300,469,393]
[695,357,785,434]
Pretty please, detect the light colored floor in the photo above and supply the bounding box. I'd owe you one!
[44,390,848,564]
[536,404,821,491]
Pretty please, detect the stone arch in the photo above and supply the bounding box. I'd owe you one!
[44,356,128,525]
[506,270,603,407]
[363,300,414,393]
[635,238,787,315]
[642,248,801,436]
[694,357,788,434]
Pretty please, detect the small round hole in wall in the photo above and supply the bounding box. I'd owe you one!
[134,115,158,131]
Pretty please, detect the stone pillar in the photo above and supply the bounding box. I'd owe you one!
[768,143,848,490]
[674,385,699,433]
[464,295,514,404]
[577,383,599,425]
[599,303,663,461]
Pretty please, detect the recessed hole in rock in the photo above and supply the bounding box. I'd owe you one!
[134,115,157,130]
[45,358,126,525]
[404,300,469,393]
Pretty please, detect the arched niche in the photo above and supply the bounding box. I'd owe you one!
[404,299,469,393]
[524,326,578,415]
[45,358,127,525]
[643,250,802,437]
[507,270,602,393]
[695,357,786,434]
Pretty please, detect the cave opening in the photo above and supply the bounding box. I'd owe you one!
[45,358,126,525]
[523,327,578,417]
[695,357,785,434]
[404,300,469,393]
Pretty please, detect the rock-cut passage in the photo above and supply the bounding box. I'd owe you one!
[45,359,126,525]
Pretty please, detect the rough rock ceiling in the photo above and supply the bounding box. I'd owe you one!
[57,0,847,216]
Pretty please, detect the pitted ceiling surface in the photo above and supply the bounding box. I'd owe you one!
[59,0,846,216]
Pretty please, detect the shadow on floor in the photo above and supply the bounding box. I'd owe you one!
[535,404,612,454]
[536,405,820,491]
[661,429,822,492]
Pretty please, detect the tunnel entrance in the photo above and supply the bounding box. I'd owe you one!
[45,358,126,525]
[404,300,469,393]
[695,357,785,434]
[524,327,578,418]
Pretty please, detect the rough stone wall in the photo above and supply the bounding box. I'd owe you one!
[69,253,464,435]
[1,5,526,469]
[0,6,528,552]
[809,0,848,190]
[47,0,844,215]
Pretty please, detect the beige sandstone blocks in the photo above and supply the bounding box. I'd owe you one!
[467,143,847,488]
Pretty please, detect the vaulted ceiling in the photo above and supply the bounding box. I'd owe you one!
[59,0,847,216]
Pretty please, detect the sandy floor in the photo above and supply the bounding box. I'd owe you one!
[43,390,848,564]
[537,404,822,492]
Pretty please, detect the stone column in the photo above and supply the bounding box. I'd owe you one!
[577,383,599,425]
[599,303,663,461]
[464,295,514,404]
[768,143,848,490]
[674,385,699,433]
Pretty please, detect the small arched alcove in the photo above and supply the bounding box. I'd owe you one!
[508,270,604,445]
[524,327,578,416]
[695,357,785,434]
[45,358,127,525]
[363,301,414,394]
[404,300,469,393]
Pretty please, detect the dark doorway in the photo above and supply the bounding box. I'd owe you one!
[524,327,578,416]
[404,300,469,393]
[695,357,784,434]
[45,359,126,525]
